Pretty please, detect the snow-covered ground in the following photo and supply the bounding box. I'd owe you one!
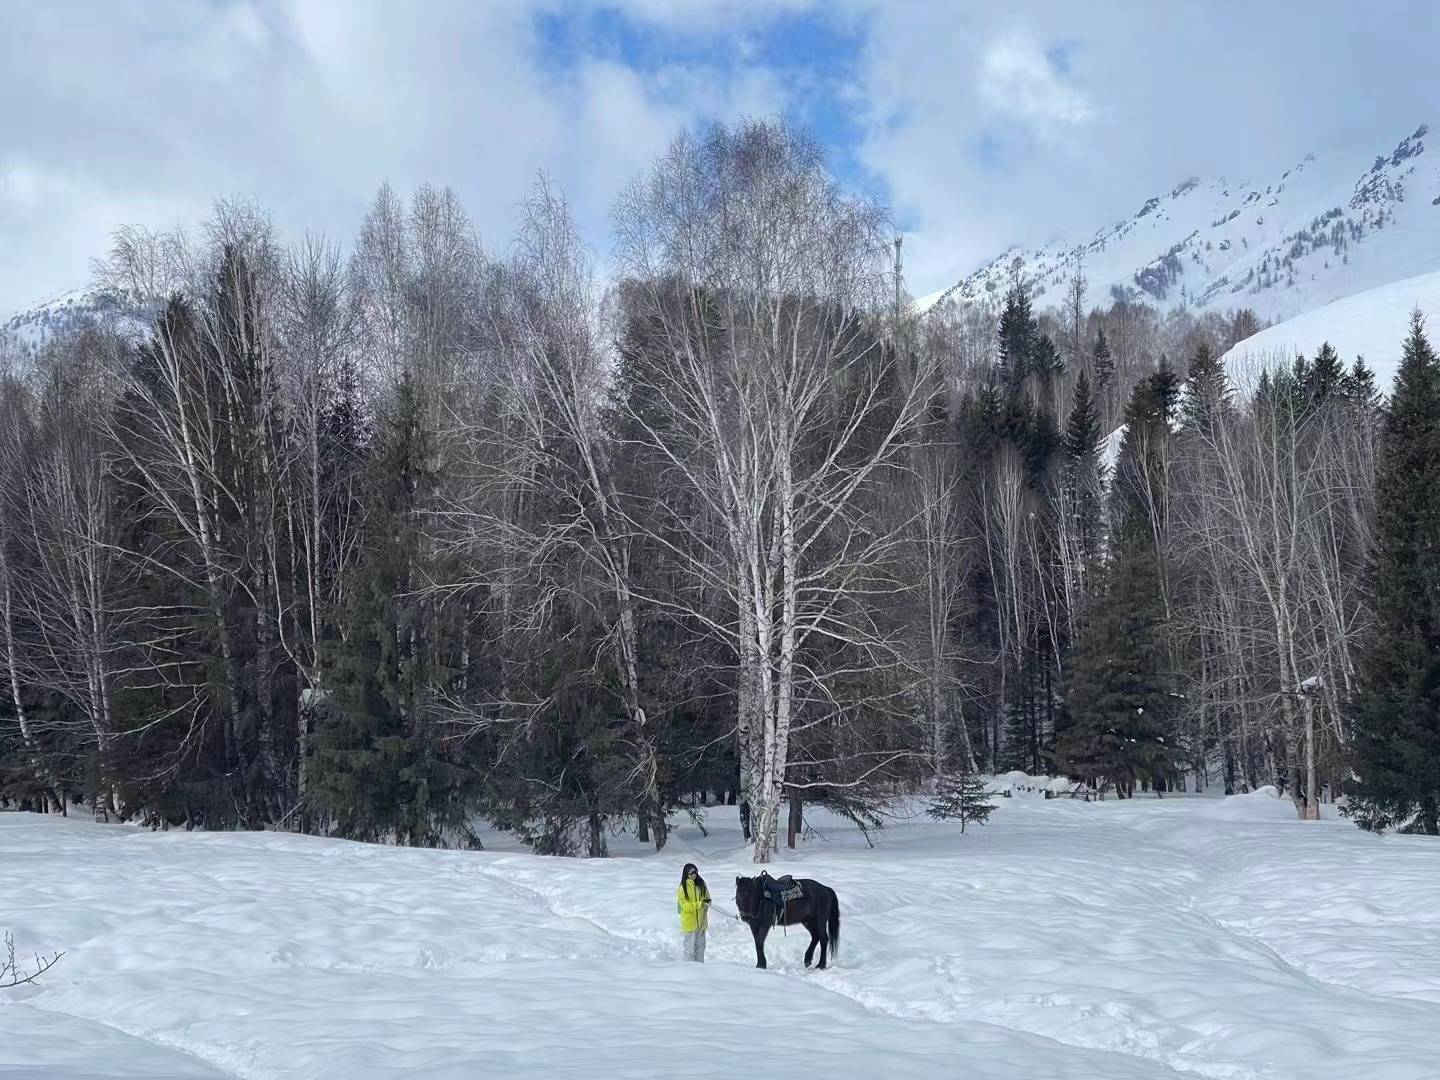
[4,787,1438,1079]
[1220,269,1440,392]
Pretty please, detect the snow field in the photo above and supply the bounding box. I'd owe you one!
[1219,269,1440,391]
[4,788,1439,1079]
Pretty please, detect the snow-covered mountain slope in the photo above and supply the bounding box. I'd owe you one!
[1219,269,1440,391]
[5,790,1440,1079]
[1,287,155,358]
[3,288,98,353]
[925,125,1440,325]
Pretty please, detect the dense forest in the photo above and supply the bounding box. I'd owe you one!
[3,119,1438,858]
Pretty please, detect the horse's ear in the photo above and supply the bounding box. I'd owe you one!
[735,875,743,883]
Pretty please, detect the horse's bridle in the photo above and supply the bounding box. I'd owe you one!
[735,879,761,920]
[735,878,773,922]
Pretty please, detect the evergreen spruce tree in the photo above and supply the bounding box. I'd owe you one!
[1145,363,1183,434]
[1343,356,1381,410]
[1055,556,1171,797]
[1181,341,1230,429]
[955,387,1006,770]
[1091,328,1114,389]
[989,283,1067,775]
[1229,308,1263,344]
[1254,368,1275,409]
[1023,398,1063,483]
[1052,368,1099,762]
[478,618,633,857]
[1305,342,1346,406]
[1032,334,1064,385]
[997,282,1035,392]
[1286,352,1313,413]
[1057,372,1176,796]
[309,374,477,845]
[1063,370,1105,569]
[927,771,997,832]
[1349,313,1440,834]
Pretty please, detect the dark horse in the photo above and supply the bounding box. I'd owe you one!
[734,875,840,970]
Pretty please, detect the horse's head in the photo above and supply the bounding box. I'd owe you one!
[734,875,763,920]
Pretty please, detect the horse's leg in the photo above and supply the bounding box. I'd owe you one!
[815,906,830,970]
[751,922,768,969]
[803,910,818,969]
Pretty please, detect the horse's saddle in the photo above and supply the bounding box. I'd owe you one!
[762,873,803,905]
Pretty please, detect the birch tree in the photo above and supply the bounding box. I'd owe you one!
[614,120,930,860]
[1174,354,1375,813]
[425,178,667,852]
[101,207,295,824]
[275,234,362,811]
[0,372,63,811]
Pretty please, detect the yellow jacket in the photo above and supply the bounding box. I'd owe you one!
[676,880,710,933]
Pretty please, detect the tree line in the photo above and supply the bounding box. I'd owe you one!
[2,118,1437,857]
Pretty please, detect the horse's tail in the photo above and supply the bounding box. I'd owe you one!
[827,889,840,959]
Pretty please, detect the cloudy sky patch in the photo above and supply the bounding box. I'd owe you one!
[2,1,1437,307]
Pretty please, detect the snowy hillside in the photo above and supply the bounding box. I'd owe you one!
[5,792,1440,1079]
[925,125,1440,325]
[1219,269,1440,391]
[1,287,155,358]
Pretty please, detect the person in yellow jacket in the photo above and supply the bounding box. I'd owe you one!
[676,863,711,962]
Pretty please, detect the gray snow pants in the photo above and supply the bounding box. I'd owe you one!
[682,929,707,962]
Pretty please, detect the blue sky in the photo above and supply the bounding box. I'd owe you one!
[3,0,1438,307]
[531,4,886,214]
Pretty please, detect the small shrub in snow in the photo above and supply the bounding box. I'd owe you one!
[927,773,997,832]
[2,931,63,987]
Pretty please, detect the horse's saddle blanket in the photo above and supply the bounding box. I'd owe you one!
[767,876,804,903]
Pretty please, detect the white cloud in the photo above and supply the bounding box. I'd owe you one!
[840,0,1440,297]
[0,0,795,308]
[599,0,816,32]
[976,32,1093,130]
[3,0,1438,310]
[0,159,50,211]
